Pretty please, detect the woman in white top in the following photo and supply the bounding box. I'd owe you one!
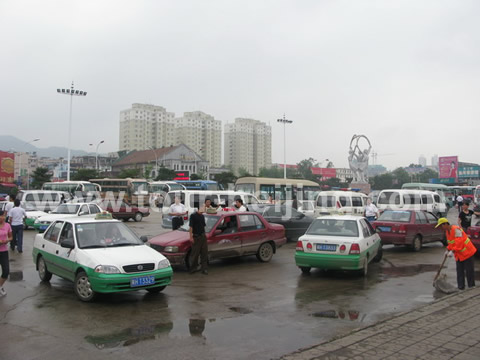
[364,198,379,223]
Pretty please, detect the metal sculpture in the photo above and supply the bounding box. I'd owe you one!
[348,135,372,183]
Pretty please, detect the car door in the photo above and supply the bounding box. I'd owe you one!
[78,204,89,216]
[40,221,64,276]
[425,212,443,242]
[54,222,77,281]
[359,219,379,260]
[415,211,431,241]
[284,208,310,240]
[89,204,101,215]
[208,215,242,259]
[238,214,267,255]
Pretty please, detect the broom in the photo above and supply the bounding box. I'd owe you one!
[433,252,458,294]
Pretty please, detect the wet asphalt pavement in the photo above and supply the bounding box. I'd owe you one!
[1,209,479,360]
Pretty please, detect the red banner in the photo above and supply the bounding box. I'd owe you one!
[0,151,14,184]
[311,167,336,178]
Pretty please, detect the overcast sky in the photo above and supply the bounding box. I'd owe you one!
[1,0,479,170]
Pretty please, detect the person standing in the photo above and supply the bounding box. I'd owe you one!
[292,195,298,210]
[168,196,187,230]
[364,198,380,223]
[4,196,14,223]
[471,206,480,227]
[8,199,26,253]
[456,194,464,214]
[458,201,474,231]
[234,198,247,212]
[189,206,208,275]
[0,210,12,296]
[436,218,476,290]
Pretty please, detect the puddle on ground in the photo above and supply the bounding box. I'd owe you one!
[380,263,440,278]
[9,270,23,281]
[312,310,364,321]
[85,322,173,349]
[229,306,253,314]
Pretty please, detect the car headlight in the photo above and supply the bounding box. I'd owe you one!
[94,265,121,274]
[163,246,179,253]
[158,259,170,269]
[34,219,40,224]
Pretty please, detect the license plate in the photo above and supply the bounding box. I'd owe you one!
[130,275,155,287]
[317,244,337,252]
[378,226,391,232]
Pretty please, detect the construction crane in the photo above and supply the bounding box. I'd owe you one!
[370,151,395,165]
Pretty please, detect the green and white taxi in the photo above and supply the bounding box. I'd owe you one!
[295,215,382,276]
[32,213,173,301]
[22,202,48,230]
[34,202,103,232]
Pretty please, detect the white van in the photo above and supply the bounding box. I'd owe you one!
[376,189,447,216]
[315,191,368,216]
[161,190,260,228]
[148,181,186,206]
[16,190,72,212]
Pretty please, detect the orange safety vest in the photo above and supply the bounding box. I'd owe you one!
[446,225,477,261]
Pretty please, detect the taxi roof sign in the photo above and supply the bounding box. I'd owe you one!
[95,212,113,220]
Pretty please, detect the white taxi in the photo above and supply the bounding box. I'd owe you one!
[295,215,382,276]
[32,213,173,302]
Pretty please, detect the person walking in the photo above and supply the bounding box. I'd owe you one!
[364,198,380,223]
[168,196,187,230]
[0,210,12,296]
[458,201,474,231]
[4,196,14,223]
[456,194,464,214]
[8,199,26,253]
[189,206,208,275]
[436,217,476,290]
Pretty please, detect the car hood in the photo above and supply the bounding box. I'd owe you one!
[26,210,48,217]
[37,214,95,222]
[149,230,190,246]
[81,244,166,266]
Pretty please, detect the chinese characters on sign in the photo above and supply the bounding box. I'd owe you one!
[438,156,458,179]
[0,151,15,184]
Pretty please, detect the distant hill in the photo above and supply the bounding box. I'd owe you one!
[0,135,91,158]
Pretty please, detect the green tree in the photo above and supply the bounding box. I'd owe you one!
[326,161,335,168]
[214,172,237,189]
[118,168,141,179]
[258,167,283,178]
[155,166,176,181]
[297,158,318,181]
[143,165,153,180]
[371,173,394,190]
[237,167,253,177]
[30,167,51,189]
[190,173,202,180]
[392,167,410,188]
[418,168,439,183]
[72,169,99,181]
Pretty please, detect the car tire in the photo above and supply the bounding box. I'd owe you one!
[134,212,143,222]
[146,286,166,293]
[37,256,52,282]
[373,245,383,262]
[411,235,422,252]
[300,266,311,274]
[23,222,28,230]
[74,271,97,302]
[256,242,274,262]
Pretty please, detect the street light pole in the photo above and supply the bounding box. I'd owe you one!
[57,82,87,181]
[95,140,104,171]
[277,114,293,179]
[24,138,40,189]
[149,147,158,179]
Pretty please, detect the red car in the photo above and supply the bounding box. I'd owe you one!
[466,226,480,252]
[149,212,286,269]
[372,210,446,251]
[102,200,150,222]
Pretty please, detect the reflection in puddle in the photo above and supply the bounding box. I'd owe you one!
[229,306,253,314]
[312,310,363,321]
[380,262,439,278]
[189,318,206,337]
[85,322,173,349]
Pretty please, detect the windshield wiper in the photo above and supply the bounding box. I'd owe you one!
[81,245,106,249]
[111,243,139,247]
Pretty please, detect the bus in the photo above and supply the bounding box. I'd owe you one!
[89,178,149,206]
[42,181,100,198]
[174,180,223,191]
[449,186,475,202]
[401,183,453,209]
[234,177,321,203]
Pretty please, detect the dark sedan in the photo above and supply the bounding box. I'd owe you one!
[102,200,150,222]
[250,204,314,241]
[372,210,446,251]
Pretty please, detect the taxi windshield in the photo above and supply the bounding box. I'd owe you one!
[76,222,143,249]
[52,204,80,214]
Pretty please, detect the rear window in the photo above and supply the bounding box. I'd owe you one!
[316,196,335,208]
[352,197,363,207]
[378,192,400,205]
[378,211,411,222]
[306,219,359,237]
[339,196,351,207]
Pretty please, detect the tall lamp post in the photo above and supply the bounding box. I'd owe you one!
[148,147,159,179]
[57,82,87,181]
[277,114,293,179]
[89,140,104,172]
[24,138,40,189]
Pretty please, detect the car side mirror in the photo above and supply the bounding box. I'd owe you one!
[60,239,75,249]
[140,235,148,243]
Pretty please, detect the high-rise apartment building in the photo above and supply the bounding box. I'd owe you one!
[224,118,272,175]
[119,103,176,151]
[175,111,222,168]
[419,154,427,167]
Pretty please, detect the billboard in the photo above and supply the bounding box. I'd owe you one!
[174,171,190,180]
[458,165,480,179]
[439,156,458,179]
[311,167,337,179]
[0,151,15,184]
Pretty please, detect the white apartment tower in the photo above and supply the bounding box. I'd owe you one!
[224,118,272,175]
[175,111,222,168]
[119,103,176,151]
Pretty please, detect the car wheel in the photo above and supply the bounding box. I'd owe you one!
[134,212,143,222]
[23,222,28,230]
[37,256,52,282]
[146,286,166,293]
[256,242,274,262]
[74,271,97,302]
[360,256,368,276]
[411,235,422,252]
[300,266,311,274]
[373,245,383,262]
